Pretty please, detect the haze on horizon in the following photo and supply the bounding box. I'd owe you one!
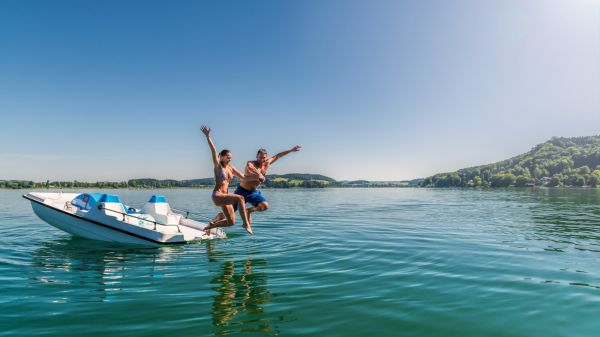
[1,0,598,182]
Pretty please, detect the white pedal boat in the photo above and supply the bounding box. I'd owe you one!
[23,192,225,246]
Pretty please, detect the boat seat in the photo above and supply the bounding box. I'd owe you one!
[102,202,127,220]
[71,193,103,210]
[97,194,128,220]
[142,195,181,226]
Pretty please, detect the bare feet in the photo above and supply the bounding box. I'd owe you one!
[211,213,224,224]
[243,223,253,235]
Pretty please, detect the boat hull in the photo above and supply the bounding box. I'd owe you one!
[30,201,168,246]
[24,192,225,246]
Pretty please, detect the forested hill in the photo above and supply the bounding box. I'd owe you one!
[421,136,600,187]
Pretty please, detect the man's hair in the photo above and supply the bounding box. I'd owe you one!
[219,149,231,157]
[257,148,267,156]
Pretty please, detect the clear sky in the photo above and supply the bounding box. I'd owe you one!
[1,0,598,181]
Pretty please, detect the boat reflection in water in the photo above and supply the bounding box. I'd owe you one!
[28,237,279,334]
[206,242,275,336]
[28,237,181,303]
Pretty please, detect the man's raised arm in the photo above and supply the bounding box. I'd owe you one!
[270,145,302,164]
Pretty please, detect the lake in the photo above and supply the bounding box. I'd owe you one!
[1,188,599,337]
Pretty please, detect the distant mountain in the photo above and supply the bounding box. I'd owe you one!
[422,136,600,187]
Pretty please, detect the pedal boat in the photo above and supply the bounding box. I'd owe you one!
[23,192,225,246]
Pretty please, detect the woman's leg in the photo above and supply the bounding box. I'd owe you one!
[212,194,252,234]
[205,205,235,234]
[210,212,225,225]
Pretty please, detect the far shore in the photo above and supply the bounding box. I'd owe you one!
[2,185,599,190]
[1,185,417,190]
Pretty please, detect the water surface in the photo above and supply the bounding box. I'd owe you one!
[1,188,599,336]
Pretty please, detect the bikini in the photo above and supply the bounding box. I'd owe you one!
[212,168,230,197]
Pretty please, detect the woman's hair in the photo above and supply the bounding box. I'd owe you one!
[218,149,231,166]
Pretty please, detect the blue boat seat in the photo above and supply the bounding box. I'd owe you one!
[71,193,103,210]
[142,195,181,226]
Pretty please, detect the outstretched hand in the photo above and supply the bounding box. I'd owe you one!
[291,145,302,152]
[201,125,211,137]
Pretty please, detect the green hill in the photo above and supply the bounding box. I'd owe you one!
[422,136,600,188]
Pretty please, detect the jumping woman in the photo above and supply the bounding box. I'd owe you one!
[201,125,253,235]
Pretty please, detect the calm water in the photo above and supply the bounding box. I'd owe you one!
[1,188,600,337]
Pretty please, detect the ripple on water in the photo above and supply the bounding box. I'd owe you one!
[2,188,600,337]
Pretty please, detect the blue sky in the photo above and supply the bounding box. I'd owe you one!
[1,0,598,181]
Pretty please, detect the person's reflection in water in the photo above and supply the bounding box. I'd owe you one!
[205,242,274,335]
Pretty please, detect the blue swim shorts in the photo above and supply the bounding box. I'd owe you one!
[233,186,267,211]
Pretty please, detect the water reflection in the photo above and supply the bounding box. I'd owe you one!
[205,241,275,336]
[28,237,280,333]
[528,188,600,245]
[28,237,177,302]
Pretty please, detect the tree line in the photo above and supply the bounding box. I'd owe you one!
[1,173,417,189]
[0,174,337,189]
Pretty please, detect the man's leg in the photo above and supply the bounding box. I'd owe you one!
[243,190,267,224]
[247,189,268,215]
[248,201,269,214]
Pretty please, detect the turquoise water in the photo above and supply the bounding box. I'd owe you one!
[1,188,600,337]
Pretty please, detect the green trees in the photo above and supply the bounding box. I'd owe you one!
[490,174,516,187]
[548,175,562,187]
[421,135,600,188]
[427,173,462,187]
[567,175,586,187]
[0,180,36,189]
[578,166,591,175]
[1,174,340,189]
[548,158,573,175]
[515,175,533,187]
[589,174,599,187]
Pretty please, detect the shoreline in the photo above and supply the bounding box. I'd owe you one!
[2,186,599,190]
[0,185,417,190]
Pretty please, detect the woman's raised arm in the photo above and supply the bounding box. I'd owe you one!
[201,125,219,166]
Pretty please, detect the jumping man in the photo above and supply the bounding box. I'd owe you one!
[211,145,301,226]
